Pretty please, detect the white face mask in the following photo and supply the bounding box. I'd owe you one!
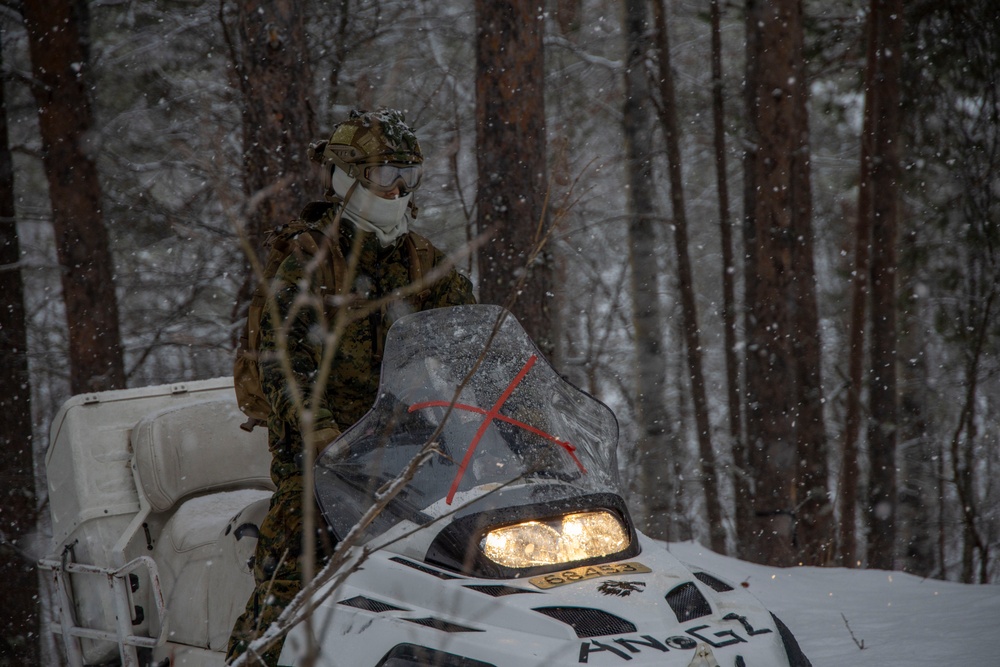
[332,168,410,245]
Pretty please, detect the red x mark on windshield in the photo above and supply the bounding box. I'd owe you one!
[408,354,587,505]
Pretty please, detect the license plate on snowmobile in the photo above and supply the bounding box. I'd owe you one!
[529,562,652,589]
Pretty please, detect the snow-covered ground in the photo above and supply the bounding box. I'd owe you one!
[667,541,1000,665]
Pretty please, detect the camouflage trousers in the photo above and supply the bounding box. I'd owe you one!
[226,476,336,666]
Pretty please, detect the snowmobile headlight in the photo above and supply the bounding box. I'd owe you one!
[480,510,629,568]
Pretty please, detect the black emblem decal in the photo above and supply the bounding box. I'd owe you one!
[598,580,646,597]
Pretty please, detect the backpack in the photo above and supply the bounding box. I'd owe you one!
[233,204,436,431]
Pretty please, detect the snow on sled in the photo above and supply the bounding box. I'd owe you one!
[41,304,810,667]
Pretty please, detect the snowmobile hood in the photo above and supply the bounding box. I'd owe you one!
[284,533,800,666]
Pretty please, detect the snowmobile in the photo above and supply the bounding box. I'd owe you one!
[41,304,811,667]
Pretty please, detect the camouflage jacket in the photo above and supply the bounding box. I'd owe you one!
[259,205,475,483]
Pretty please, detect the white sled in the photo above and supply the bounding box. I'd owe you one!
[41,305,811,667]
[40,377,274,666]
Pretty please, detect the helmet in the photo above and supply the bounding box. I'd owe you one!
[309,108,424,198]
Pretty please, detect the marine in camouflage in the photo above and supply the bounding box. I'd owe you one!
[226,203,475,666]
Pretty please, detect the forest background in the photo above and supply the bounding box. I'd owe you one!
[0,0,997,663]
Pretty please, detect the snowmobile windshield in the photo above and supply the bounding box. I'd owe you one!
[315,304,622,547]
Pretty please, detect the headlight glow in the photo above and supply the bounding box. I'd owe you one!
[480,510,629,568]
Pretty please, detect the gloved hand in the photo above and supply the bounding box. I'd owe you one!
[306,426,340,459]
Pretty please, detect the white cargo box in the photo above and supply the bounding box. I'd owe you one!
[43,377,273,665]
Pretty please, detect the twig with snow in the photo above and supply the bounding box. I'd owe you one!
[841,613,865,650]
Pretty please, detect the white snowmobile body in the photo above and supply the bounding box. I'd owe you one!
[42,305,810,667]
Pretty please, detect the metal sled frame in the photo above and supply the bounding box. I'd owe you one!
[39,554,167,667]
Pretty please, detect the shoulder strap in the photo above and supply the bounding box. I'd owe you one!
[404,232,436,309]
[272,210,350,299]
[314,229,349,298]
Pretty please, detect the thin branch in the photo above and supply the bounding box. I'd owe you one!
[841,613,865,650]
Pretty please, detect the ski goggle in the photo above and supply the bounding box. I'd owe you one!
[359,163,423,193]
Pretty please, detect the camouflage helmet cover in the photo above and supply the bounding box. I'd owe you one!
[309,108,423,198]
[311,108,423,168]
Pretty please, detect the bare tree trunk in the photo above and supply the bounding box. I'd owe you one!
[740,0,762,563]
[622,0,674,541]
[949,288,995,583]
[866,0,903,571]
[651,0,726,555]
[839,5,877,565]
[0,30,39,666]
[326,1,353,108]
[555,0,583,35]
[474,0,555,356]
[743,0,800,566]
[841,1,890,568]
[23,0,125,393]
[936,437,947,579]
[222,0,317,322]
[839,204,868,567]
[787,3,832,566]
[710,0,750,558]
[743,0,829,567]
[896,254,936,577]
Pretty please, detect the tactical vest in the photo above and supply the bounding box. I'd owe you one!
[233,203,435,431]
